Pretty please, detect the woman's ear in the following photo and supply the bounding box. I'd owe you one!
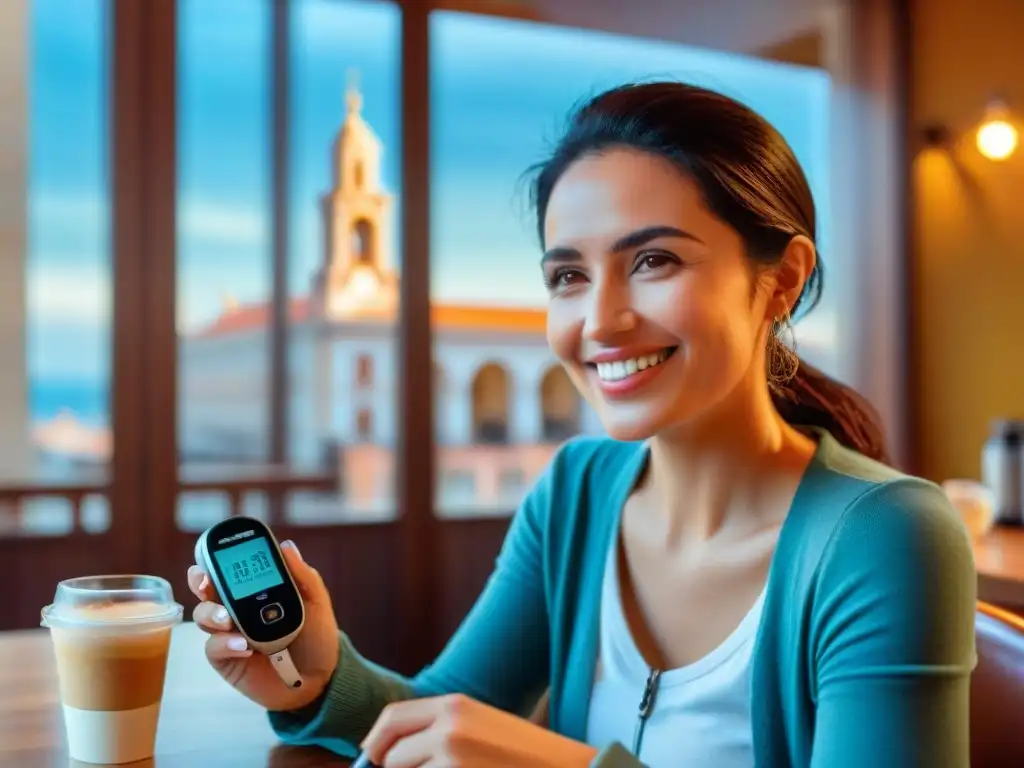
[771,235,816,316]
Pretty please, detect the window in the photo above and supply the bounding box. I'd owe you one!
[429,12,833,516]
[351,219,375,264]
[175,0,401,529]
[540,365,579,443]
[0,0,112,536]
[355,353,374,388]
[470,363,510,445]
[175,0,272,530]
[286,0,400,523]
[498,467,526,500]
[440,469,476,512]
[356,408,373,441]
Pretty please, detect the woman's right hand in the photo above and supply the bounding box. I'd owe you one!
[186,540,341,713]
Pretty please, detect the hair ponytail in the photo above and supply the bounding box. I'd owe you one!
[772,358,890,464]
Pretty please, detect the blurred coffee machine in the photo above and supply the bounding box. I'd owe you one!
[982,420,1024,526]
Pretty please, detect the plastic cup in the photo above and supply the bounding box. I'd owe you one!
[40,575,183,765]
[942,479,996,539]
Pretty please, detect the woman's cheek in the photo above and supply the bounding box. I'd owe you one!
[545,301,581,364]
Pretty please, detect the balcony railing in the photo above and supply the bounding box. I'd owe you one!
[0,464,338,535]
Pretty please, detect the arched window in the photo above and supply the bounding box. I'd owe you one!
[356,408,373,441]
[540,365,579,442]
[471,363,510,444]
[351,219,375,264]
[355,354,373,389]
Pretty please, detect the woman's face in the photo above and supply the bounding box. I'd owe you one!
[542,148,779,442]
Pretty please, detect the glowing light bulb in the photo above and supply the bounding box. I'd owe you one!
[977,100,1018,160]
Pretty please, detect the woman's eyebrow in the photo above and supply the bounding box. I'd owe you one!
[541,224,703,267]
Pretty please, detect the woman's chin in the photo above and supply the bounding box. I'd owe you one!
[598,415,662,443]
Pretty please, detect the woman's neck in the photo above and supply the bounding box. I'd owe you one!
[643,378,817,547]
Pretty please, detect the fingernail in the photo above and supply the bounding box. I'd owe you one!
[215,607,229,624]
[227,637,248,652]
[281,540,303,561]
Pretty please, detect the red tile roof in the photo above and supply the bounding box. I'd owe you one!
[188,296,547,339]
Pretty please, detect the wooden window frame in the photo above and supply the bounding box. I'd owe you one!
[0,0,911,670]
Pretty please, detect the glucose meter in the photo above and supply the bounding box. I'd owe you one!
[195,516,305,689]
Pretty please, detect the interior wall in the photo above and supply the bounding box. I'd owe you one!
[911,0,1024,482]
[430,0,823,55]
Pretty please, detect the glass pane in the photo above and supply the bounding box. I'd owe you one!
[430,13,833,517]
[176,490,268,533]
[286,0,401,524]
[176,0,402,528]
[176,0,271,530]
[0,0,111,536]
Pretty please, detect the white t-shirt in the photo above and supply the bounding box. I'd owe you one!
[585,533,765,767]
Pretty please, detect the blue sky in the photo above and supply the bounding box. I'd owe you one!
[28,0,831,386]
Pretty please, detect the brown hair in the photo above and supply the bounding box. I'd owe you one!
[528,81,889,463]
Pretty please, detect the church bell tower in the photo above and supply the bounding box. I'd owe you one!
[314,72,398,319]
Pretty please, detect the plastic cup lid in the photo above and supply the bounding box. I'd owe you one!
[40,575,184,631]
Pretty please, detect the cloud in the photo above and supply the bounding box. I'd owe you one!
[178,200,266,246]
[27,260,110,324]
[30,191,268,248]
[29,193,106,225]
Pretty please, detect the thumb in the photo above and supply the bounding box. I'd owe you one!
[280,540,329,606]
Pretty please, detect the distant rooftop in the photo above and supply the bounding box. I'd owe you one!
[188,296,547,338]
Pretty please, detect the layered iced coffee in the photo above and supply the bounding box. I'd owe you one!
[41,577,183,765]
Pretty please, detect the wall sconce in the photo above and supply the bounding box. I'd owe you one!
[921,96,1018,161]
[976,97,1018,161]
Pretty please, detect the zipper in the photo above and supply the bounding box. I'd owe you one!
[631,666,662,757]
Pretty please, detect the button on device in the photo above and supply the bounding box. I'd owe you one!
[260,603,284,624]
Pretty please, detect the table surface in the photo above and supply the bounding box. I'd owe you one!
[973,525,1024,607]
[0,622,351,768]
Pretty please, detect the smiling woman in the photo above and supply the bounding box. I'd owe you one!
[532,86,886,460]
[428,10,839,519]
[246,79,976,768]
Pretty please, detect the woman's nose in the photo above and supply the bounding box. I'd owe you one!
[584,279,637,341]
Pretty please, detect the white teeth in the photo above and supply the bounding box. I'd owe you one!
[595,349,672,382]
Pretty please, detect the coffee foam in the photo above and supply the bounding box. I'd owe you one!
[61,600,170,621]
[44,599,181,634]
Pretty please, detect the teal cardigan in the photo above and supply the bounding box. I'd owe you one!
[269,430,978,766]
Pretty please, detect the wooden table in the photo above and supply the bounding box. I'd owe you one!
[0,622,351,767]
[974,525,1024,610]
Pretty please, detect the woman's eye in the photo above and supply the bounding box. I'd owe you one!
[546,268,585,289]
[634,252,676,273]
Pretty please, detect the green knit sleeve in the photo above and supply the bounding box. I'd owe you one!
[808,477,977,767]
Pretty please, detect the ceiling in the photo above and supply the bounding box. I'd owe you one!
[426,0,829,62]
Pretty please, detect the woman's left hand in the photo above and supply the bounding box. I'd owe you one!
[359,693,599,768]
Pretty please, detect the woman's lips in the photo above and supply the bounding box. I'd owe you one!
[587,346,677,398]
